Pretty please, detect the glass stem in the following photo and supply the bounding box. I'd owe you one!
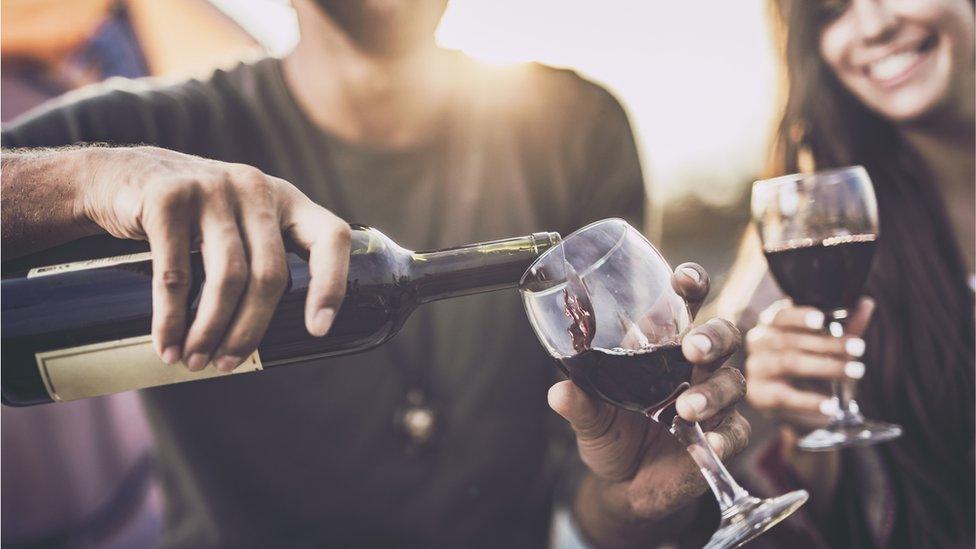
[670,417,752,518]
[826,317,863,424]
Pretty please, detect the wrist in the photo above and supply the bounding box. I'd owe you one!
[574,473,701,548]
[72,146,128,238]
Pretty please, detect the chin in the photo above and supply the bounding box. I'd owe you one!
[866,90,949,123]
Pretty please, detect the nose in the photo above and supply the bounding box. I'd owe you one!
[851,0,899,44]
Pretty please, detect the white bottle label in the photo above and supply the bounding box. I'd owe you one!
[35,335,263,402]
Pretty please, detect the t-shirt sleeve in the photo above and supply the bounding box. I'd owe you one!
[1,77,210,151]
[569,87,647,231]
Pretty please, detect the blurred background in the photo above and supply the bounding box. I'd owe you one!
[1,0,776,546]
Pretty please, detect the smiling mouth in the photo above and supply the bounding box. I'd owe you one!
[863,33,938,85]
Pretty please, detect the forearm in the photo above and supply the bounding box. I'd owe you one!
[573,473,703,548]
[2,146,107,258]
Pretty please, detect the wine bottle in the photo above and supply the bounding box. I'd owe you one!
[1,225,560,406]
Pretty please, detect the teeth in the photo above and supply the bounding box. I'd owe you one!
[868,50,920,81]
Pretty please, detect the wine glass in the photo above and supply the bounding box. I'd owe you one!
[519,218,808,549]
[751,166,902,451]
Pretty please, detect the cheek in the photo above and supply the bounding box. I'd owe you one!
[819,24,851,78]
[896,0,975,56]
[947,3,975,60]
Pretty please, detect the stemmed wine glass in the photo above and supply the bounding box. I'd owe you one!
[519,218,808,549]
[751,166,902,451]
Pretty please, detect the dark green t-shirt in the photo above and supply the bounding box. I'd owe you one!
[2,55,645,548]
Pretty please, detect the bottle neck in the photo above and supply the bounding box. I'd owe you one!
[411,232,561,303]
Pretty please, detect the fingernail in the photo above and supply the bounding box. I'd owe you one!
[680,266,701,284]
[687,334,712,356]
[804,310,825,330]
[845,338,866,358]
[819,398,840,416]
[161,346,182,365]
[186,353,209,371]
[311,308,336,337]
[844,361,866,380]
[215,355,242,372]
[705,432,725,455]
[682,393,708,415]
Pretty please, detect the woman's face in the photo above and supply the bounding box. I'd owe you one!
[819,0,975,122]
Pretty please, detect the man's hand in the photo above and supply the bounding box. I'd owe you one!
[35,145,350,371]
[549,263,750,540]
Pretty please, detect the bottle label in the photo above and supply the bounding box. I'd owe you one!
[27,252,154,278]
[35,335,263,402]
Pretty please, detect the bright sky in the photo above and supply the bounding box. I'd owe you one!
[215,0,780,207]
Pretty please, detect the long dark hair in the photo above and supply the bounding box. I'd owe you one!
[770,0,975,546]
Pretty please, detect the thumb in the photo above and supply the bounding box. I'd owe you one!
[548,380,614,440]
[845,297,876,337]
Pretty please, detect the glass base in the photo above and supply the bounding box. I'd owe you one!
[797,420,902,452]
[704,490,809,549]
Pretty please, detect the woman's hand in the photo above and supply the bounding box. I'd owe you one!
[745,297,875,430]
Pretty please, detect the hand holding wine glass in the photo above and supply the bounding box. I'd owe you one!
[548,264,751,520]
[751,166,902,450]
[746,297,876,430]
[520,219,807,548]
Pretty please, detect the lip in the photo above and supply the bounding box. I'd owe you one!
[859,34,937,89]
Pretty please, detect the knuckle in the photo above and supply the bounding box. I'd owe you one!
[151,181,196,209]
[225,253,250,275]
[744,356,763,380]
[729,415,752,453]
[196,326,226,346]
[231,164,265,184]
[222,334,261,359]
[200,171,231,193]
[747,354,769,379]
[759,299,788,325]
[745,326,765,352]
[215,263,249,293]
[778,350,798,375]
[152,310,185,332]
[249,178,275,202]
[252,265,289,296]
[714,317,742,344]
[747,386,774,411]
[330,221,352,247]
[158,268,192,292]
[186,327,225,352]
[775,332,796,352]
[725,366,747,397]
[251,207,279,226]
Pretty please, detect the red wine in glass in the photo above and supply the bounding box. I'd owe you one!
[764,234,877,312]
[558,345,692,422]
[559,267,692,422]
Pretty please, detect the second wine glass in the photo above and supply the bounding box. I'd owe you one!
[751,166,902,451]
